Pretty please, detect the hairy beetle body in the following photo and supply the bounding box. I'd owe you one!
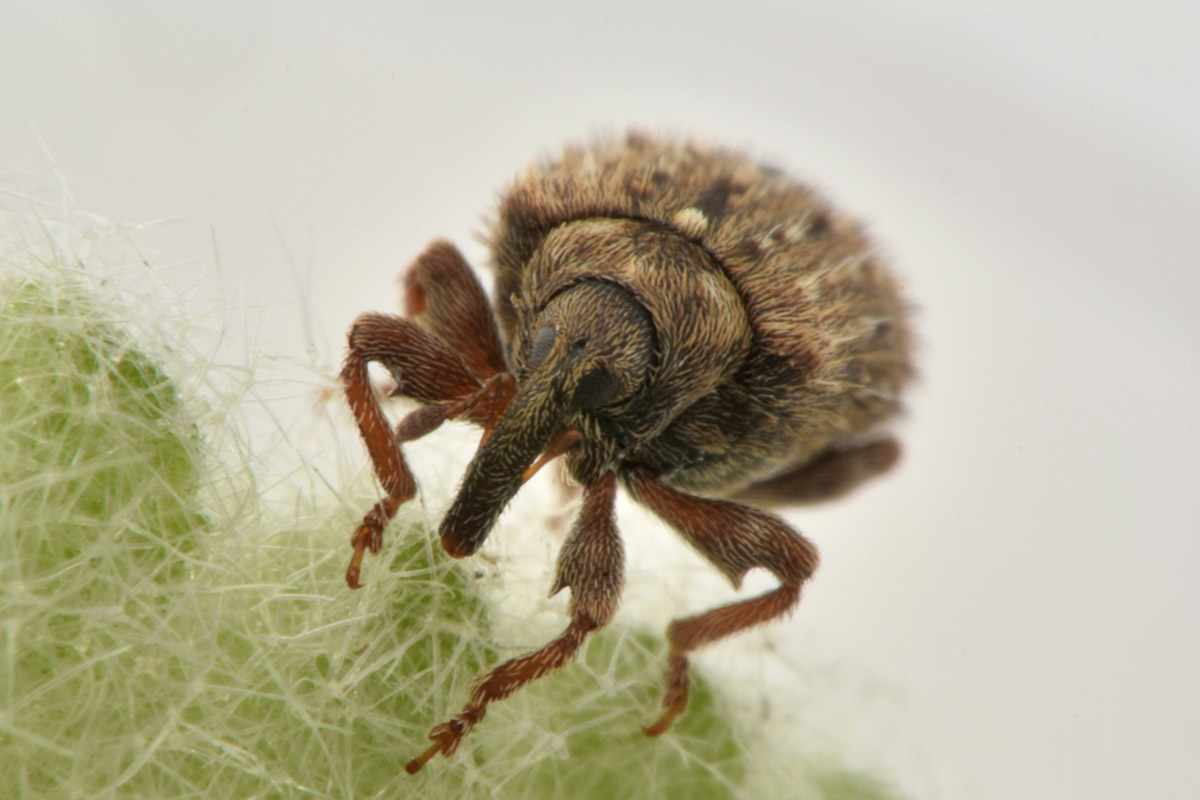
[493,137,911,495]
[339,134,912,772]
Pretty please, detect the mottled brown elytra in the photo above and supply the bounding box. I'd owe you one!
[338,133,913,772]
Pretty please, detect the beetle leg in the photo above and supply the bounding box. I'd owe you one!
[622,465,819,737]
[734,437,901,506]
[394,372,516,441]
[341,313,514,588]
[473,372,516,446]
[406,471,622,774]
[403,239,507,382]
[345,312,482,405]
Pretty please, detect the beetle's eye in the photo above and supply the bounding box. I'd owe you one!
[528,324,557,371]
[573,365,619,409]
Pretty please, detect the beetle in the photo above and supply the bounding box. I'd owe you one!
[339,133,913,773]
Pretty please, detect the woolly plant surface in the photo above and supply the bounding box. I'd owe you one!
[0,217,906,800]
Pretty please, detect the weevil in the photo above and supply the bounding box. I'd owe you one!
[339,134,913,772]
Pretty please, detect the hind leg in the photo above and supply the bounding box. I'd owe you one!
[735,437,900,506]
[623,466,819,735]
[401,239,506,382]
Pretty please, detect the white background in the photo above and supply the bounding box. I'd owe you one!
[3,2,1198,798]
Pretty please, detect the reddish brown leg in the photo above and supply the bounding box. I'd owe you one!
[735,437,901,506]
[623,465,819,736]
[406,471,623,774]
[341,303,512,588]
[342,342,417,590]
[403,239,507,382]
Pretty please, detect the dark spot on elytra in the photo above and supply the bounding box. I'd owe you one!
[735,237,762,260]
[693,177,736,224]
[807,213,831,237]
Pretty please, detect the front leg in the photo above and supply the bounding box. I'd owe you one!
[622,465,819,736]
[406,471,623,773]
[341,249,516,589]
[342,314,501,587]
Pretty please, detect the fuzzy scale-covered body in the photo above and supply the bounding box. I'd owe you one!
[490,135,912,496]
[339,133,913,770]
